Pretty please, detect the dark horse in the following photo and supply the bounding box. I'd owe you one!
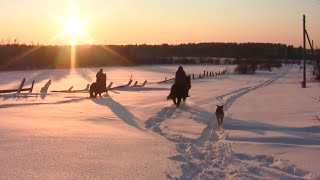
[90,73,107,98]
[167,75,191,107]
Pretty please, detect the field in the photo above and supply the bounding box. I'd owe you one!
[0,64,319,179]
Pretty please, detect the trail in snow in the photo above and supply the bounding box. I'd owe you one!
[145,67,318,179]
[216,67,289,111]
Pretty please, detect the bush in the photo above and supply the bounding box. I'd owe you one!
[259,64,272,71]
[235,59,258,74]
[235,58,282,74]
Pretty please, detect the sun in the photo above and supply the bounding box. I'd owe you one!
[64,18,84,37]
[49,0,94,68]
[57,1,92,47]
[63,16,86,46]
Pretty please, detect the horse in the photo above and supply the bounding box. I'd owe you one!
[90,73,107,98]
[167,75,191,107]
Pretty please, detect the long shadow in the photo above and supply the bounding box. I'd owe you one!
[225,118,320,133]
[0,97,89,108]
[227,136,320,145]
[224,116,320,146]
[91,98,143,130]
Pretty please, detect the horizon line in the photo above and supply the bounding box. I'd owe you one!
[0,41,300,47]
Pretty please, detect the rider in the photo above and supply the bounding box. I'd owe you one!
[175,66,187,86]
[96,68,105,85]
[174,66,190,97]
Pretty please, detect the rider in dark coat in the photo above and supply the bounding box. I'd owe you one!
[167,66,191,101]
[96,69,105,85]
[175,66,187,87]
[174,66,190,97]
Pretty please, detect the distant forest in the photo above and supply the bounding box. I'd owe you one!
[0,42,311,71]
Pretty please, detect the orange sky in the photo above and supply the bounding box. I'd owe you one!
[0,0,319,47]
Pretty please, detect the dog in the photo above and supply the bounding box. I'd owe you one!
[216,105,224,127]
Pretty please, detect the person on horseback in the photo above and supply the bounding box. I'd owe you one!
[167,66,191,106]
[96,68,105,85]
[174,66,190,97]
[91,69,107,98]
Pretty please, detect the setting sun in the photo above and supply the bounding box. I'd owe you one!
[49,0,93,47]
[64,18,85,37]
[52,1,93,69]
[64,17,85,45]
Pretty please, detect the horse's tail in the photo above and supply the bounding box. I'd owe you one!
[89,83,95,98]
[167,84,176,100]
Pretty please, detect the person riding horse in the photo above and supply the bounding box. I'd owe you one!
[167,66,191,107]
[90,68,107,98]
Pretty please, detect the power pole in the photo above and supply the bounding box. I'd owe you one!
[302,14,306,88]
[312,40,315,76]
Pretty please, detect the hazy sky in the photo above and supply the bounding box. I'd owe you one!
[0,0,319,47]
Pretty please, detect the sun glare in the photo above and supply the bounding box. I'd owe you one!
[60,1,92,69]
[64,17,85,45]
[65,19,84,37]
[49,0,95,69]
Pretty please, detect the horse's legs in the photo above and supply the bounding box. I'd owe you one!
[218,118,222,126]
[183,89,190,102]
[176,98,182,107]
[90,90,94,98]
[99,93,102,98]
[172,98,177,105]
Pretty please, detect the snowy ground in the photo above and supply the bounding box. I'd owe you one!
[0,64,319,179]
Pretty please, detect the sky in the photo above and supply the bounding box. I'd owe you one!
[0,0,319,47]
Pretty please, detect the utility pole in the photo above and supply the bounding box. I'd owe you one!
[302,14,306,88]
[312,40,315,76]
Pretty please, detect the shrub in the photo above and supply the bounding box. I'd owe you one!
[235,59,258,74]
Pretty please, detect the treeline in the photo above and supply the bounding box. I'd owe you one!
[0,42,307,71]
